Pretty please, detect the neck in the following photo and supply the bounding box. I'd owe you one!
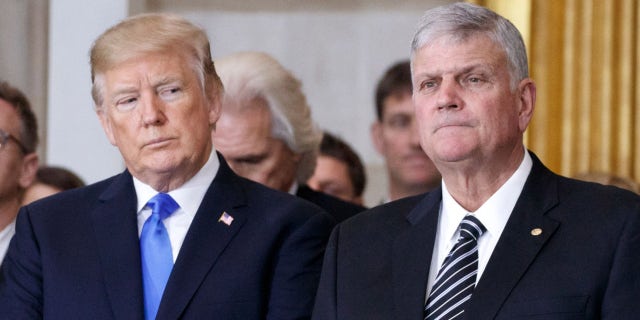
[137,149,211,193]
[439,147,525,212]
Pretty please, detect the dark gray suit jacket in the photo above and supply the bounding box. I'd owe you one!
[312,153,640,319]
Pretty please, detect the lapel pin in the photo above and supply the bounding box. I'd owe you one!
[218,211,234,226]
[530,228,542,236]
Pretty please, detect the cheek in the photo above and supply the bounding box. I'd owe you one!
[414,106,433,133]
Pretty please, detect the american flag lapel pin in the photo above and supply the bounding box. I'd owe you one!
[218,211,234,226]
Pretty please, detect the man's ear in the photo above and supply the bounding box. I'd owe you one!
[208,95,222,129]
[18,153,39,189]
[371,122,385,155]
[517,78,536,132]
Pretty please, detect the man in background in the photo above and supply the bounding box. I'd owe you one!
[0,81,38,263]
[0,14,333,319]
[371,60,440,202]
[22,166,85,205]
[307,131,366,206]
[212,51,365,222]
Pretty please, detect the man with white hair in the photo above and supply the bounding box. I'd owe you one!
[212,51,365,222]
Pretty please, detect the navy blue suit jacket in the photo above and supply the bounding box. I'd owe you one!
[312,153,640,319]
[0,155,334,319]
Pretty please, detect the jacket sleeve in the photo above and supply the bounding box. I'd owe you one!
[0,206,44,319]
[267,209,335,320]
[601,200,640,318]
[311,224,340,320]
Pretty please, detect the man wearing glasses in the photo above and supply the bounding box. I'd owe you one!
[0,81,39,263]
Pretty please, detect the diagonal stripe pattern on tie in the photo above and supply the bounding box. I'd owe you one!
[140,193,179,320]
[424,215,486,320]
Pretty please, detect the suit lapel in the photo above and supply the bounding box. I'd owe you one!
[465,154,561,319]
[90,171,145,320]
[158,156,248,319]
[392,190,442,320]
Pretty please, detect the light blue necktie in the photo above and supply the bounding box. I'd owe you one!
[140,193,179,320]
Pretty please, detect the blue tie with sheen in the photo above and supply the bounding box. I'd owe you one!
[140,193,179,320]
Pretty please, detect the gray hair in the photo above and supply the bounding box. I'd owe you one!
[215,51,322,183]
[411,2,528,89]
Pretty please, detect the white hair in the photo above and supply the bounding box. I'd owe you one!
[215,51,322,183]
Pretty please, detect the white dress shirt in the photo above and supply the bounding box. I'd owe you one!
[426,150,533,297]
[134,151,219,263]
[0,220,15,263]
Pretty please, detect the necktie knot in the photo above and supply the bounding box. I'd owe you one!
[458,215,486,242]
[146,193,179,220]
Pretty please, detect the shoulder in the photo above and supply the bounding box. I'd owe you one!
[25,172,128,216]
[553,175,640,224]
[230,176,336,228]
[335,193,428,241]
[527,153,639,218]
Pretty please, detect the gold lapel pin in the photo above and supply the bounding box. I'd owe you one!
[530,228,542,236]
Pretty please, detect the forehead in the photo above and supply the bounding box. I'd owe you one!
[0,98,20,133]
[317,155,350,176]
[102,52,195,90]
[382,92,413,115]
[412,34,506,75]
[214,99,273,149]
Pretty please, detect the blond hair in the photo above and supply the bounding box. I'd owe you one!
[89,13,222,109]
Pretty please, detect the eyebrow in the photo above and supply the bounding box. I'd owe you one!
[109,76,183,100]
[153,76,182,88]
[418,63,489,79]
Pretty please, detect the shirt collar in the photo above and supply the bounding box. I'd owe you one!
[133,150,220,215]
[441,149,533,241]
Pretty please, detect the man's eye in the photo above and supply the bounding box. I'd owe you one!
[238,156,265,165]
[387,116,411,129]
[160,87,182,100]
[115,97,137,111]
[421,80,437,90]
[465,75,486,86]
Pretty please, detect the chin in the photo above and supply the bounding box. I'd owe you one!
[431,146,475,164]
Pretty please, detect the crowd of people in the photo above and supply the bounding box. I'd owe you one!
[0,2,638,319]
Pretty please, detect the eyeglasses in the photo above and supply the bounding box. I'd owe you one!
[0,129,29,154]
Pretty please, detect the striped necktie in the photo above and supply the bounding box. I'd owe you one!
[424,215,486,320]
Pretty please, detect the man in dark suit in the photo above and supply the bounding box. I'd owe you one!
[211,52,365,222]
[312,3,640,319]
[0,13,334,319]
